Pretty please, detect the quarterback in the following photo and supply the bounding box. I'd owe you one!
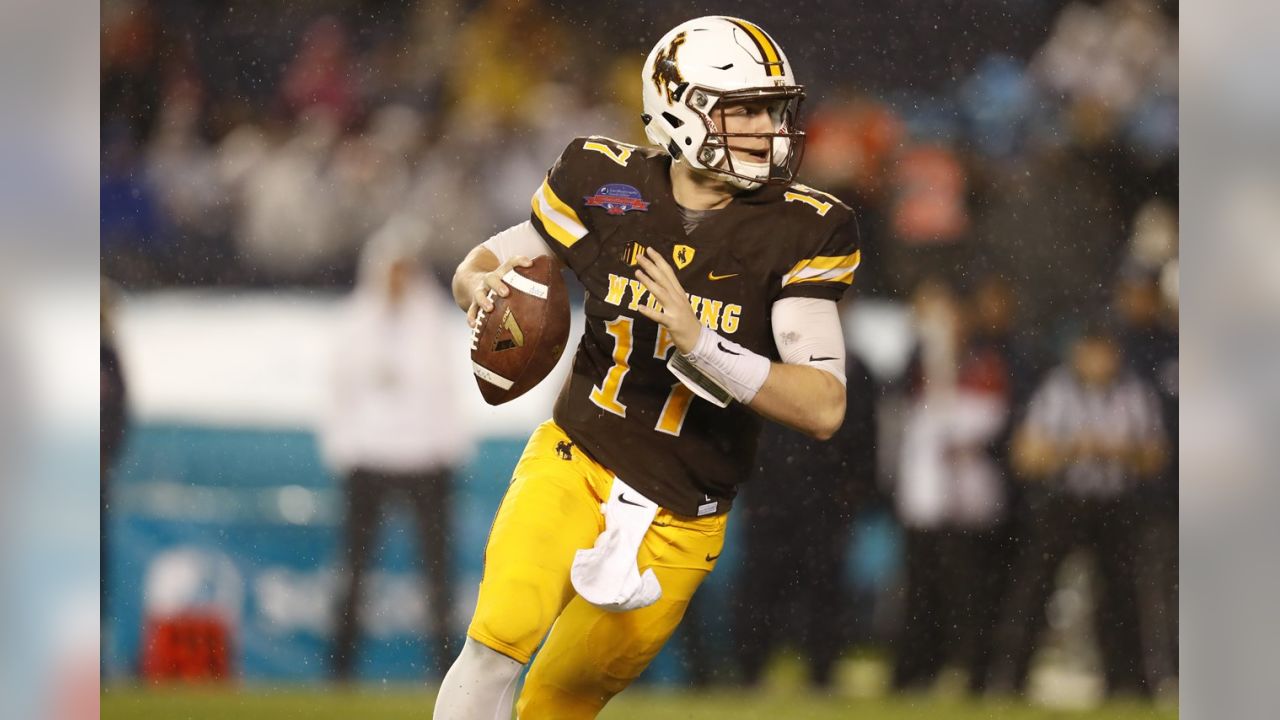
[436,15,861,719]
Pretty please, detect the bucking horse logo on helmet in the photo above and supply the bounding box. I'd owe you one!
[651,32,687,103]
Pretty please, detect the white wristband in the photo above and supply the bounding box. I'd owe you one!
[667,326,771,406]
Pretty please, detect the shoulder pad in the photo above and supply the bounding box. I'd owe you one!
[572,136,645,168]
[781,182,853,220]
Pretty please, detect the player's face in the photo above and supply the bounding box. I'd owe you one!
[714,99,779,163]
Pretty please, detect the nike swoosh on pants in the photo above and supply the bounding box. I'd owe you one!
[617,493,644,507]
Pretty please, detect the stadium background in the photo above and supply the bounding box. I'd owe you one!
[100,0,1178,717]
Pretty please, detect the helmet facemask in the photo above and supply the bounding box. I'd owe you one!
[687,86,806,191]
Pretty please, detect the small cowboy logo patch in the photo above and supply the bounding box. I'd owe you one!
[673,244,695,269]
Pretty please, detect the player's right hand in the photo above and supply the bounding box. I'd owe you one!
[467,255,534,326]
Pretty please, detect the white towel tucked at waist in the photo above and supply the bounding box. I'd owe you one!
[570,476,662,612]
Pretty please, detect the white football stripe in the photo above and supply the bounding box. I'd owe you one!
[502,270,549,300]
[472,362,514,390]
[534,183,588,240]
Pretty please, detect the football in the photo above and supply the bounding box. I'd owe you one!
[469,255,570,405]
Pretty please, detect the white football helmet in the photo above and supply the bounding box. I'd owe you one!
[641,16,806,191]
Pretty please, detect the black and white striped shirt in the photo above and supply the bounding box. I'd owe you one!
[1023,367,1165,498]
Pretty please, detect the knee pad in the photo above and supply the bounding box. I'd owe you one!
[470,575,555,663]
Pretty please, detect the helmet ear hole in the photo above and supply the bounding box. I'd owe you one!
[684,137,692,146]
[661,112,684,129]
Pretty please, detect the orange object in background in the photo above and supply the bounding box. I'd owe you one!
[140,611,233,681]
[890,145,971,245]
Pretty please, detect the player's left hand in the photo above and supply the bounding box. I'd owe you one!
[635,247,702,354]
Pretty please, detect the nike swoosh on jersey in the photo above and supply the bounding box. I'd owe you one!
[707,271,739,281]
[705,552,721,562]
[617,493,645,507]
[717,342,741,356]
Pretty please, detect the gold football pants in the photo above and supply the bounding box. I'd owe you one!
[467,420,727,718]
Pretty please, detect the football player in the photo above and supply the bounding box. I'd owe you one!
[435,16,861,719]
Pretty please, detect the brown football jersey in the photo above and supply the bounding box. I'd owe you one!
[529,136,861,517]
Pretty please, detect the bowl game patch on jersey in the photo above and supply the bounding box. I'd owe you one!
[584,183,651,215]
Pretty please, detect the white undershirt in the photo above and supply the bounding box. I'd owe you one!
[481,221,846,384]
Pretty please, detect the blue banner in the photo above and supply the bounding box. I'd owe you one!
[104,423,746,683]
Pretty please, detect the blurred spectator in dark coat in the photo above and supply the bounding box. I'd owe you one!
[890,279,1011,693]
[731,352,879,689]
[1115,264,1179,692]
[964,273,1041,692]
[321,220,472,680]
[990,319,1168,698]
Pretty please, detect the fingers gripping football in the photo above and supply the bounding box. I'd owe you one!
[468,255,534,327]
[469,255,570,405]
[634,247,702,354]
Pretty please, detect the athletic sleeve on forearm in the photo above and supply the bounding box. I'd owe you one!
[481,220,553,264]
[771,297,847,385]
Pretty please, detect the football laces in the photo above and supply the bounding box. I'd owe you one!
[469,289,497,351]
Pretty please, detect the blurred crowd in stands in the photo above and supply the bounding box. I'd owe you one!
[101,0,1177,300]
[101,0,1178,700]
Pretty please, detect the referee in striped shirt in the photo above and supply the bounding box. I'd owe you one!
[990,318,1168,697]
